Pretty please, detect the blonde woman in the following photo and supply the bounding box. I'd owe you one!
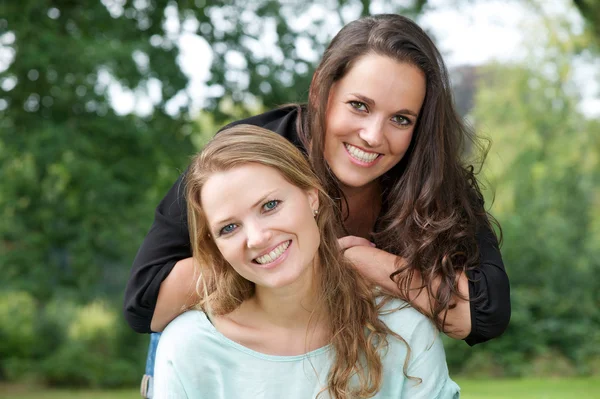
[153,125,459,399]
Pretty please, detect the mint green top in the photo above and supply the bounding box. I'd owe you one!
[154,299,460,399]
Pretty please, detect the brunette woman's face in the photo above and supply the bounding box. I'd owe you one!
[324,54,426,189]
[201,163,320,290]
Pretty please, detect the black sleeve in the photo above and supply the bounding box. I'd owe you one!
[123,171,191,333]
[464,222,511,346]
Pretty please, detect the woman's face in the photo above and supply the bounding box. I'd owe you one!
[201,163,320,290]
[324,54,426,189]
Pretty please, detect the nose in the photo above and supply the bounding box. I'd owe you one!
[246,220,272,249]
[358,118,384,148]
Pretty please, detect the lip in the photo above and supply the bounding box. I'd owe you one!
[252,240,292,270]
[343,143,382,167]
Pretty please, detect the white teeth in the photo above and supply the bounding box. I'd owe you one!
[254,241,290,265]
[345,144,379,163]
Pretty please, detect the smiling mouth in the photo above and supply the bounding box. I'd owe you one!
[344,143,381,163]
[253,240,291,265]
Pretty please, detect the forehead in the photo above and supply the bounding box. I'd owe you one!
[200,163,292,221]
[333,54,426,107]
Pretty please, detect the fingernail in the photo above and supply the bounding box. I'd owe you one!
[370,242,376,247]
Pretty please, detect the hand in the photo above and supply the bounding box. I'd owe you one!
[341,245,401,295]
[337,235,376,252]
[343,245,472,338]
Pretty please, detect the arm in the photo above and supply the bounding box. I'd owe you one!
[343,245,471,339]
[123,172,193,333]
[343,220,511,343]
[464,222,511,345]
[151,257,200,332]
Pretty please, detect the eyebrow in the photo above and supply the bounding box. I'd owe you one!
[349,93,419,117]
[211,189,278,229]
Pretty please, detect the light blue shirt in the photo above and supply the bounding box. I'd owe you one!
[154,299,460,399]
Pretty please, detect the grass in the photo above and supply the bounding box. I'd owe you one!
[0,385,138,399]
[1,378,599,398]
[456,378,600,399]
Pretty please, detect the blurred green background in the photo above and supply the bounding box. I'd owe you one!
[1,0,599,397]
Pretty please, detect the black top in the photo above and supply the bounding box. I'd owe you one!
[123,106,511,346]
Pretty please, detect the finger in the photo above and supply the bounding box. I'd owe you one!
[338,236,376,250]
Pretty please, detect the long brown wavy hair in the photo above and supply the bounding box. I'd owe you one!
[297,14,501,330]
[185,125,411,398]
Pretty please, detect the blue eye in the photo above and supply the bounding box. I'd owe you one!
[219,223,237,236]
[263,200,280,212]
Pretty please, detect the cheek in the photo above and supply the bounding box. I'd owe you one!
[301,214,321,253]
[216,241,242,267]
[387,130,414,154]
[325,106,350,141]
[291,208,319,239]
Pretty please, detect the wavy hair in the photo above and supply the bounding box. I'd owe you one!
[185,125,411,398]
[299,14,500,330]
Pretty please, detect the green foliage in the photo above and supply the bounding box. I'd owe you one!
[0,1,192,384]
[572,0,600,44]
[0,295,145,387]
[0,291,37,379]
[0,1,196,302]
[41,341,139,388]
[448,13,600,377]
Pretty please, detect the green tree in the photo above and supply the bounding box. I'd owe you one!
[443,12,600,376]
[0,1,194,301]
[573,0,600,43]
[0,0,195,384]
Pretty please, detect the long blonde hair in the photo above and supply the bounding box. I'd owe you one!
[185,125,411,398]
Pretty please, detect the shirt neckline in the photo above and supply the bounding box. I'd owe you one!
[197,310,332,362]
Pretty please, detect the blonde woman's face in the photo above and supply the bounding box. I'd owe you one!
[324,54,426,189]
[201,163,320,290]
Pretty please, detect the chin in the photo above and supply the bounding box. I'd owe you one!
[337,174,377,189]
[266,277,299,289]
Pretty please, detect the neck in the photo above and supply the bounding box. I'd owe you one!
[340,180,382,238]
[250,261,323,329]
[341,180,381,204]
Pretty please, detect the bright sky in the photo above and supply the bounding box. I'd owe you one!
[419,0,599,117]
[419,0,528,66]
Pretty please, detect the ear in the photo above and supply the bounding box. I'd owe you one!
[306,188,319,212]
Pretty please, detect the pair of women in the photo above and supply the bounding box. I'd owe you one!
[125,13,511,398]
[154,125,460,398]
